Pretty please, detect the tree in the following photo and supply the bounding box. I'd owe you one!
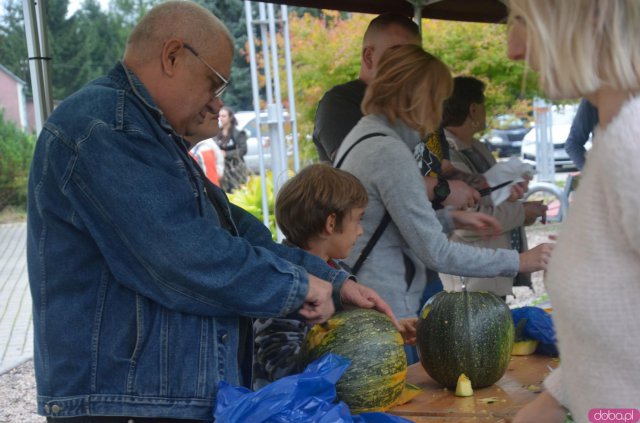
[200,0,252,111]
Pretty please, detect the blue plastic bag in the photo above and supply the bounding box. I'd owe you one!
[214,353,413,423]
[512,307,558,356]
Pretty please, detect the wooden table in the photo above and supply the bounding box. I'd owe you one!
[389,355,558,422]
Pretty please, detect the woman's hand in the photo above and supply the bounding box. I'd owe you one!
[513,391,567,423]
[443,180,480,210]
[450,210,502,237]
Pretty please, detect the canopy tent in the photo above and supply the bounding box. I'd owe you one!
[22,0,509,133]
[258,0,508,23]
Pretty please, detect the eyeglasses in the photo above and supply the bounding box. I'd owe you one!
[183,43,230,98]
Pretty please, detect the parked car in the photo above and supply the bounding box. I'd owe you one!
[482,114,532,157]
[235,111,292,173]
[520,105,591,169]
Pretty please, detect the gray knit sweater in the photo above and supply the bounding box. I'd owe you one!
[334,115,519,318]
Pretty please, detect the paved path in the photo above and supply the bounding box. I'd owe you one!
[0,222,33,375]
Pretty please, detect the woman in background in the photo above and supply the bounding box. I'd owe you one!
[507,1,640,421]
[437,76,546,297]
[215,106,248,192]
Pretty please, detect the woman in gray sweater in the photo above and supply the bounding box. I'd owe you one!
[334,44,553,322]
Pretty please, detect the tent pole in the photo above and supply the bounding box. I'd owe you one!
[22,0,52,133]
[244,1,271,229]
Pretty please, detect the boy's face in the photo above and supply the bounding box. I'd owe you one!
[327,207,365,260]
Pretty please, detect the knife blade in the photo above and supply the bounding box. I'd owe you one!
[478,180,514,197]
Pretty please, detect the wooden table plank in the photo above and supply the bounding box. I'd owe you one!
[389,355,557,422]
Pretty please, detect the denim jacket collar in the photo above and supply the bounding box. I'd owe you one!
[109,61,191,150]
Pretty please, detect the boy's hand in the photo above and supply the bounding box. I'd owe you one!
[399,317,418,345]
[519,242,554,273]
[340,279,401,331]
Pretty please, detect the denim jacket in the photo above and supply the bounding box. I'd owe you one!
[27,62,349,419]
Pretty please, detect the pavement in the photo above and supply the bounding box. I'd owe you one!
[0,222,33,375]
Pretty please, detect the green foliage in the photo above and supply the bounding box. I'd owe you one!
[0,112,35,211]
[227,172,277,239]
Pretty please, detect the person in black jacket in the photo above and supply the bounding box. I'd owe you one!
[215,106,248,192]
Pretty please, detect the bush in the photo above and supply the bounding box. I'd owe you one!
[227,172,277,239]
[0,111,35,211]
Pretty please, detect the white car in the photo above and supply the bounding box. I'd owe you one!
[235,111,291,173]
[520,105,591,169]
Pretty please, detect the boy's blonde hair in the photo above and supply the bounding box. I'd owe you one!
[275,164,368,249]
[362,44,453,137]
[509,0,640,99]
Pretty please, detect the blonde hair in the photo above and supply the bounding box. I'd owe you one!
[124,1,233,63]
[275,164,368,249]
[362,44,452,137]
[509,0,640,98]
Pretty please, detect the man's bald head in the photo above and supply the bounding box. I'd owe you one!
[360,14,422,83]
[123,1,233,65]
[122,1,234,137]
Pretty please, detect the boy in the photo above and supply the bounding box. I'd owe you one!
[252,163,415,389]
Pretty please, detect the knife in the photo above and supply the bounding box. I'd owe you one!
[478,180,514,197]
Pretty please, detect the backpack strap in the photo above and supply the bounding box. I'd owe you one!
[334,132,386,168]
[334,132,390,275]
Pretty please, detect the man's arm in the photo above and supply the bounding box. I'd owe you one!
[565,99,598,170]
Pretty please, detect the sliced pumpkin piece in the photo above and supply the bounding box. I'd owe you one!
[512,339,539,356]
[455,373,473,397]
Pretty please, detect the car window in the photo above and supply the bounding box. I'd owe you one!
[241,119,257,137]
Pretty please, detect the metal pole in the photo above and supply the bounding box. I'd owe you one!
[281,4,300,172]
[267,4,288,193]
[34,0,53,117]
[244,1,270,228]
[22,0,52,133]
[266,4,288,242]
[533,98,555,183]
[258,3,273,105]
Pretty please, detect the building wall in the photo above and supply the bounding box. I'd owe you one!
[0,69,27,130]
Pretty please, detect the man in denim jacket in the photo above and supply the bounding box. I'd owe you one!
[27,2,395,421]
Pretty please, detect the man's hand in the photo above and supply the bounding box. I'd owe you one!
[340,279,400,330]
[513,391,566,423]
[508,180,529,202]
[519,243,554,273]
[299,275,334,325]
[523,200,547,225]
[450,210,502,237]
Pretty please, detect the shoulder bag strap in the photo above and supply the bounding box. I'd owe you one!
[334,132,390,275]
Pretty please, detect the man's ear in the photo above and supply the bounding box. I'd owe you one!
[161,39,184,77]
[362,46,374,71]
[323,213,337,236]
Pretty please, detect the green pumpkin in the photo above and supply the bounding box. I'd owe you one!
[302,308,407,413]
[416,291,514,389]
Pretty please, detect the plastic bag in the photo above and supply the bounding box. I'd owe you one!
[214,353,413,423]
[512,307,558,356]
